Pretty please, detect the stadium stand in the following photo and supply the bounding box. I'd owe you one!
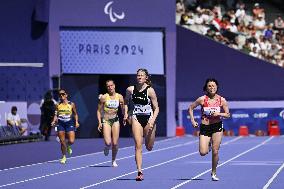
[176,0,284,68]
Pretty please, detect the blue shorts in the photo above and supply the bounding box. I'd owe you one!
[56,120,76,132]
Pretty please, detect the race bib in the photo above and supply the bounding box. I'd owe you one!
[203,107,220,116]
[133,104,152,114]
[106,99,119,109]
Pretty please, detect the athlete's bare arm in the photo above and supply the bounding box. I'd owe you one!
[148,87,159,126]
[72,102,79,128]
[221,97,230,118]
[123,87,132,125]
[51,104,58,127]
[97,95,105,132]
[188,96,203,127]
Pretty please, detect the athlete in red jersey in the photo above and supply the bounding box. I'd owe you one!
[188,78,230,181]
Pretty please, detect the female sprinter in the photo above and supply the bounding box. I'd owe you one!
[51,89,79,164]
[97,80,124,167]
[188,78,230,181]
[124,68,159,181]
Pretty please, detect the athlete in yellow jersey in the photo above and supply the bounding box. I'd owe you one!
[51,89,79,164]
[97,80,124,167]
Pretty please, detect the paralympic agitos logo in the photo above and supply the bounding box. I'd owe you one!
[279,110,284,119]
[104,1,125,23]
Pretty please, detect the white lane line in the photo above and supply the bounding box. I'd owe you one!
[0,138,199,188]
[263,162,284,189]
[80,152,199,189]
[0,136,181,172]
[233,160,284,163]
[170,137,274,189]
[185,160,283,166]
[79,137,243,189]
[231,162,282,166]
[222,136,243,145]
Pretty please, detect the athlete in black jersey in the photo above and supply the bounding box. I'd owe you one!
[124,68,159,181]
[131,85,153,127]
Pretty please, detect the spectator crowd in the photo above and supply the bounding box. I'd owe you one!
[176,0,284,68]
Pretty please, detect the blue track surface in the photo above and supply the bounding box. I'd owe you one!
[0,136,283,189]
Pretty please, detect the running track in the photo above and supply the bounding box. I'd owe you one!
[0,136,283,189]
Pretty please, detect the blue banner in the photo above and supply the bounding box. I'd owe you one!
[60,28,164,74]
[182,108,284,135]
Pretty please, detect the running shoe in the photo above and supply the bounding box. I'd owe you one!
[67,145,72,155]
[211,173,219,181]
[136,172,144,181]
[104,146,110,156]
[112,160,118,167]
[60,155,67,164]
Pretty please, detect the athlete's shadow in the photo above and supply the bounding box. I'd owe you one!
[89,165,112,168]
[116,178,204,181]
[116,178,137,181]
[175,178,204,181]
[47,161,62,164]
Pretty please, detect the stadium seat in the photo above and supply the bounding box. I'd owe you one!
[239,125,249,136]
[255,130,266,136]
[269,125,280,136]
[0,127,5,137]
[176,126,185,136]
[224,130,235,136]
[3,126,14,137]
[267,120,279,135]
[11,126,21,137]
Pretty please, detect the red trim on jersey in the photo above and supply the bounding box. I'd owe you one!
[201,95,222,121]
